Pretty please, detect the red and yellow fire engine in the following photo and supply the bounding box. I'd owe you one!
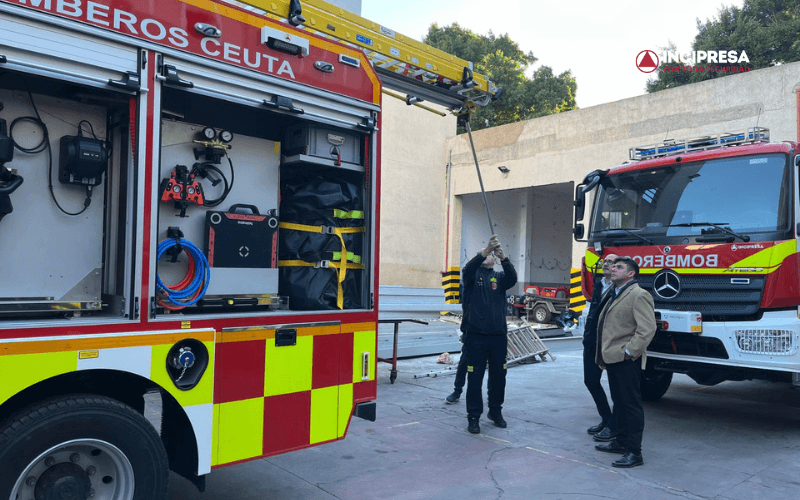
[575,128,800,400]
[0,0,496,497]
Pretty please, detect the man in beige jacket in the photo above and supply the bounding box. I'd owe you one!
[594,256,656,468]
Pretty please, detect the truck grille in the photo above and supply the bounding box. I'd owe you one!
[638,274,764,318]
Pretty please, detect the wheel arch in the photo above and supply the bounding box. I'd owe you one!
[0,369,204,487]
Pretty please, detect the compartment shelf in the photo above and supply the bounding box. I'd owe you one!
[281,154,365,173]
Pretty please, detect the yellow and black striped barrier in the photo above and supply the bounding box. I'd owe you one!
[442,267,460,304]
[569,268,587,312]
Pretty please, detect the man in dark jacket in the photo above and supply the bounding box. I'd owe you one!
[460,235,517,434]
[583,254,618,442]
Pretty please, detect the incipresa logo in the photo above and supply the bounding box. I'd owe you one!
[636,50,659,73]
[639,48,751,75]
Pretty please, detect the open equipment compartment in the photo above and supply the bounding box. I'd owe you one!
[279,145,368,310]
[156,87,283,313]
[0,70,135,320]
[154,86,372,315]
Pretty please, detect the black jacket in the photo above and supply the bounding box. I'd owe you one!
[583,276,611,347]
[460,253,517,335]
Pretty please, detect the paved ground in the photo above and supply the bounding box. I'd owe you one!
[376,317,566,358]
[168,344,800,500]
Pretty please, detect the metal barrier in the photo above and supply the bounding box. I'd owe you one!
[507,320,556,364]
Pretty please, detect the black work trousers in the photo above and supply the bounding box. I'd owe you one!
[464,333,507,417]
[583,344,614,429]
[453,353,468,394]
[606,358,644,454]
[453,352,490,395]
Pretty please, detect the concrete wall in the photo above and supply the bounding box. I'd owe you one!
[444,61,800,274]
[378,96,457,287]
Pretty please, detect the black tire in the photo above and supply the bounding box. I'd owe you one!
[641,368,673,401]
[533,305,551,324]
[0,395,168,500]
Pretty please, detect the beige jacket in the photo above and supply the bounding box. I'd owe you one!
[595,282,656,369]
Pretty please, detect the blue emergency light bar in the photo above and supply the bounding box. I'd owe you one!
[629,127,769,161]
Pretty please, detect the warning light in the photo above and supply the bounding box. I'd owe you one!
[267,37,302,56]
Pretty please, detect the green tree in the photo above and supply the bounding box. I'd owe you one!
[647,0,800,92]
[424,23,577,131]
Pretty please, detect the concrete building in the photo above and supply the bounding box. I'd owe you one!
[378,61,800,293]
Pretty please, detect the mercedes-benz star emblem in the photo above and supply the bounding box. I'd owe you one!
[653,270,681,299]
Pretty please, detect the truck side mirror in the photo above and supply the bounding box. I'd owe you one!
[574,186,585,222]
[573,223,585,240]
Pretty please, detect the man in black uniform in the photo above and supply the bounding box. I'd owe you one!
[460,235,517,434]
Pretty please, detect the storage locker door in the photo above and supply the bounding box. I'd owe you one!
[158,54,378,131]
[0,9,140,92]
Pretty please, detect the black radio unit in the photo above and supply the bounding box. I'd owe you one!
[59,135,108,186]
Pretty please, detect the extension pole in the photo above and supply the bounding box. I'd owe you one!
[463,119,494,236]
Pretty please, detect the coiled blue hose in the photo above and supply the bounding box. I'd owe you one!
[156,238,211,307]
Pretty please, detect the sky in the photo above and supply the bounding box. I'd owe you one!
[360,0,745,109]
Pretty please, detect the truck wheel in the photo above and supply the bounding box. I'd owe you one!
[533,305,551,324]
[640,368,673,401]
[1,395,168,500]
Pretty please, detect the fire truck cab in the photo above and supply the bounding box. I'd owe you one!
[575,128,800,400]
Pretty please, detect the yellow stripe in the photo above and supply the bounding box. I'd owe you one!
[0,330,215,357]
[730,240,796,269]
[586,244,798,275]
[341,322,375,334]
[278,260,365,271]
[176,0,381,104]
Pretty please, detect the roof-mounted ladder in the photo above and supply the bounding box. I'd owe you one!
[226,0,498,112]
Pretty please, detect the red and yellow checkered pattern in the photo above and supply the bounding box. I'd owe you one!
[212,322,376,466]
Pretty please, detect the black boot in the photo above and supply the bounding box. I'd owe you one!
[445,391,461,404]
[612,452,643,468]
[467,416,480,434]
[487,410,507,428]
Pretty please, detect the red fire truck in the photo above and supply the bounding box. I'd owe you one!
[574,128,800,400]
[0,0,496,497]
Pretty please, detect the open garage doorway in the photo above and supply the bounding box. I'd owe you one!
[458,182,574,294]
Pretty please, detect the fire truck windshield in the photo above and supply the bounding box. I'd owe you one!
[590,153,790,242]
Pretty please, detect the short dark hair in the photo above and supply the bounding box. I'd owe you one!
[613,256,640,277]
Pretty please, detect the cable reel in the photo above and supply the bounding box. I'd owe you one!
[156,227,211,310]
